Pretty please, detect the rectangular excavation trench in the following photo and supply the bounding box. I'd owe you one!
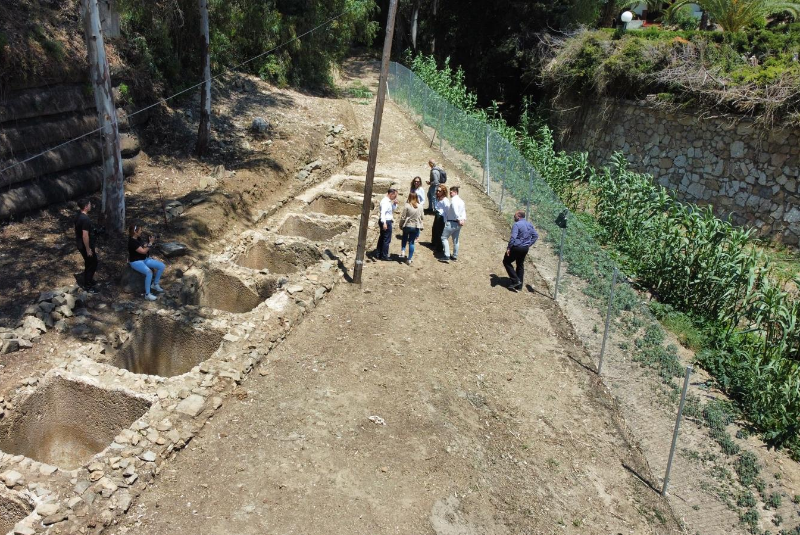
[277,215,352,241]
[1,492,32,535]
[113,314,224,377]
[181,267,278,314]
[234,240,322,274]
[303,195,366,217]
[338,178,395,194]
[0,376,151,471]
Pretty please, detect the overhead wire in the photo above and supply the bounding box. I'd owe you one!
[0,4,359,177]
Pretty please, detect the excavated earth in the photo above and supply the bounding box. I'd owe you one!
[1,57,798,535]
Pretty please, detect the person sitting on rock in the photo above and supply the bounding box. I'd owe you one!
[128,223,165,301]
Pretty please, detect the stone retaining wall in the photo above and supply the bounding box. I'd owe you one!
[0,83,140,220]
[556,99,800,245]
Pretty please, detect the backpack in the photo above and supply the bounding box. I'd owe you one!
[434,166,447,184]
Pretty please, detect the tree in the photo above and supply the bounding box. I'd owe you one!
[667,0,800,32]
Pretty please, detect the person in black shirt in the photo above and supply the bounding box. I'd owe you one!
[128,223,166,301]
[75,199,98,292]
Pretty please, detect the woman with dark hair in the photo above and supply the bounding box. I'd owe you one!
[431,184,450,258]
[399,191,424,264]
[128,223,166,301]
[410,176,426,211]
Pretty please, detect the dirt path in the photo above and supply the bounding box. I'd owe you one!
[107,60,680,535]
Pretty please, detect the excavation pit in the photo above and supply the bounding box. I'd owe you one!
[277,215,352,241]
[0,492,31,535]
[338,178,396,195]
[181,267,278,313]
[303,195,366,217]
[0,376,151,470]
[234,240,322,274]
[113,314,224,376]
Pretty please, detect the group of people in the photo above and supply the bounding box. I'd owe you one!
[75,157,538,299]
[74,198,166,301]
[373,159,539,291]
[373,160,466,265]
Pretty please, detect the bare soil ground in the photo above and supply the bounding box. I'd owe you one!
[102,59,681,535]
[5,56,800,535]
[0,73,359,395]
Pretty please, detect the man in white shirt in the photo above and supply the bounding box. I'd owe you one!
[440,186,466,262]
[374,188,398,261]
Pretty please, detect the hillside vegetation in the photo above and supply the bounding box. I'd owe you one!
[408,51,800,460]
[541,25,800,126]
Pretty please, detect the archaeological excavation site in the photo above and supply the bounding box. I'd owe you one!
[0,164,401,534]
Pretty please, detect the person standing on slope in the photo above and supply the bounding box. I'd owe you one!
[431,184,450,258]
[440,186,466,263]
[410,176,426,211]
[504,210,538,291]
[374,188,398,261]
[75,198,99,293]
[426,159,446,214]
[399,191,424,264]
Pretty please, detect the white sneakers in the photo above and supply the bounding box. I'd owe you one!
[152,284,165,293]
[399,251,406,258]
[144,293,157,301]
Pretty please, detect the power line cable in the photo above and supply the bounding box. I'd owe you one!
[0,4,358,177]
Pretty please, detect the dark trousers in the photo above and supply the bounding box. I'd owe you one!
[79,247,98,287]
[503,246,529,285]
[375,220,393,259]
[432,214,445,255]
[427,184,438,212]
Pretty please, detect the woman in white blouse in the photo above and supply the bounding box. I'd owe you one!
[410,176,426,211]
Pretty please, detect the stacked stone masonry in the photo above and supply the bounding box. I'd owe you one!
[557,99,800,245]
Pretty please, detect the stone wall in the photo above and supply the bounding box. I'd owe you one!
[557,99,800,245]
[0,83,140,220]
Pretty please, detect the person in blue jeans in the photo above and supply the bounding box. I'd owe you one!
[440,186,466,263]
[127,223,165,301]
[399,192,424,264]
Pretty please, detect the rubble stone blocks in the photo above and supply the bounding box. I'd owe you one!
[0,153,358,535]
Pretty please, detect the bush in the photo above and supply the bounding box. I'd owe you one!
[666,6,699,31]
[542,26,800,125]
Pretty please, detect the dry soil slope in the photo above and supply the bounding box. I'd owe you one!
[107,60,681,535]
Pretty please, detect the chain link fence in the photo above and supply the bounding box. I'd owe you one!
[387,60,800,535]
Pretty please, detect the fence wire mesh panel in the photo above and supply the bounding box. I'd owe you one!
[387,61,800,534]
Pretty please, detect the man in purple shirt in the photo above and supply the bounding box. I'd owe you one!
[504,210,538,291]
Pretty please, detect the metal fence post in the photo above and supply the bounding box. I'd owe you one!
[597,268,617,375]
[438,104,443,151]
[485,127,491,196]
[499,145,507,210]
[526,169,534,220]
[422,85,427,125]
[663,366,693,495]
[554,227,566,300]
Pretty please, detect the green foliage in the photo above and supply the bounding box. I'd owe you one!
[739,507,760,532]
[766,491,783,509]
[665,6,700,31]
[543,26,800,124]
[667,0,800,33]
[735,451,762,487]
[737,490,757,508]
[404,53,800,454]
[649,302,709,351]
[118,83,132,105]
[116,0,377,91]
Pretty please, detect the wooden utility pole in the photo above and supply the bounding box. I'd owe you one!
[196,0,211,156]
[353,0,399,284]
[82,0,125,233]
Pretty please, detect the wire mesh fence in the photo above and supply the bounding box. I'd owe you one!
[387,60,800,534]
